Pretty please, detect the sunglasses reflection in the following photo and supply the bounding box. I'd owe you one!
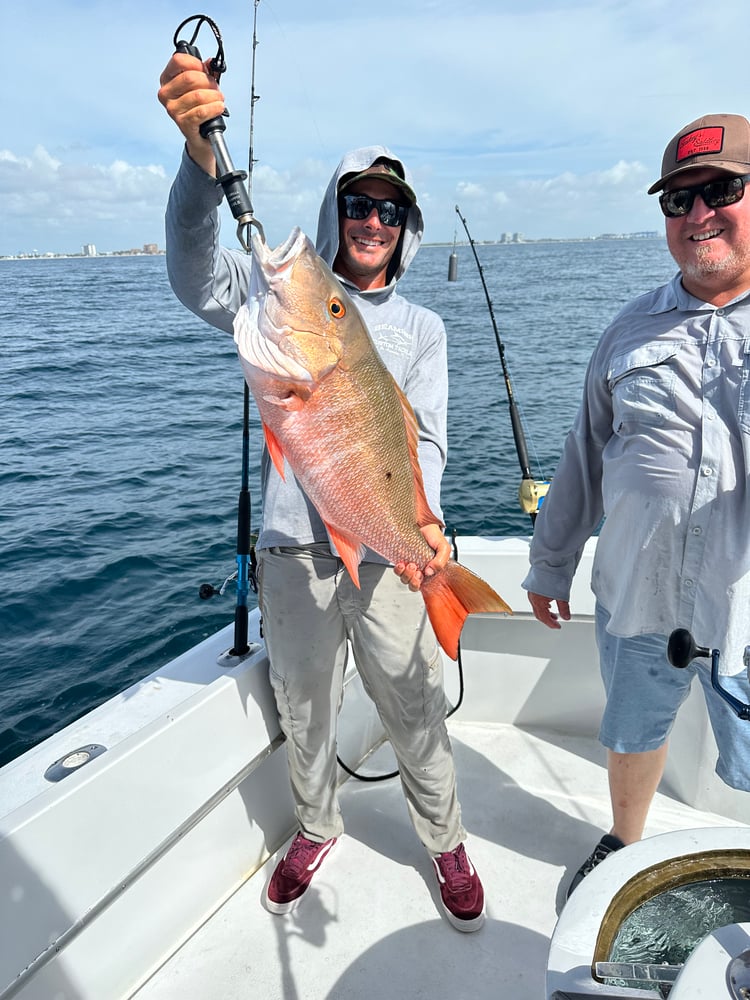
[340,194,410,228]
[660,173,750,218]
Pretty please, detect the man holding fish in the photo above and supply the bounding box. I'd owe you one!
[158,48,509,932]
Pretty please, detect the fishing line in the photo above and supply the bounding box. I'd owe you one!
[257,2,328,165]
[454,205,550,524]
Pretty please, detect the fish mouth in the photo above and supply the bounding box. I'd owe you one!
[252,226,310,277]
[240,226,334,384]
[248,226,314,337]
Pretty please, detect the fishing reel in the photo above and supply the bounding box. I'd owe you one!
[198,572,238,601]
[667,629,750,720]
[519,477,550,517]
[172,14,264,249]
[199,545,259,602]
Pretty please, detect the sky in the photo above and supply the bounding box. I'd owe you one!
[4,0,750,255]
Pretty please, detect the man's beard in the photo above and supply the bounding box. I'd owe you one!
[681,242,750,283]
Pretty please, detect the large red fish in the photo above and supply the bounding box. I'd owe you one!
[233,228,511,658]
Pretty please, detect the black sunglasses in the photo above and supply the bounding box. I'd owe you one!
[659,173,750,218]
[340,193,410,228]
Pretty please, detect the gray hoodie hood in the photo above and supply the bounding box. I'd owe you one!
[315,145,424,293]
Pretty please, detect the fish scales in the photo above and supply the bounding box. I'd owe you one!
[285,351,432,567]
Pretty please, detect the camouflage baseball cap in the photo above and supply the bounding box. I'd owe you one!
[338,160,416,204]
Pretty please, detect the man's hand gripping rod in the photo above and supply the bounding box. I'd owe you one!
[173,14,264,251]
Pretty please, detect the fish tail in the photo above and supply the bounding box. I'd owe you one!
[422,562,512,661]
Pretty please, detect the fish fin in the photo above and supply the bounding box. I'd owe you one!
[422,561,512,660]
[394,383,444,529]
[263,423,287,480]
[324,522,365,589]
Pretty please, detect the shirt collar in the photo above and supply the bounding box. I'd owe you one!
[648,272,750,314]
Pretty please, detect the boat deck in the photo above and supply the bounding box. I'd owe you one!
[133,720,744,1000]
[6,540,750,999]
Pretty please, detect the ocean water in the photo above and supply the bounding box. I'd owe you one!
[1,239,676,767]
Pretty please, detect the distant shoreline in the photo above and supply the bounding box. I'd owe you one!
[0,251,167,262]
[426,233,664,247]
[0,234,665,261]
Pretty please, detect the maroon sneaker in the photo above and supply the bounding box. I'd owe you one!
[432,843,485,931]
[264,833,337,914]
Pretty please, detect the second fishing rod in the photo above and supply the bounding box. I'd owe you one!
[454,205,550,524]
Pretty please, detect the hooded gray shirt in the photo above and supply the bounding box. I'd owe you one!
[165,145,448,557]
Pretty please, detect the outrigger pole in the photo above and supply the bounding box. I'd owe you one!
[454,205,549,523]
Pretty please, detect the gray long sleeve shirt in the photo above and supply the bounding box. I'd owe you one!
[165,147,448,558]
[523,273,750,675]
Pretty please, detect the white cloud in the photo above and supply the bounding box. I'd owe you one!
[457,182,487,199]
[0,146,171,252]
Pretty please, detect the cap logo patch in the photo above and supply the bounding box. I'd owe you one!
[677,126,724,162]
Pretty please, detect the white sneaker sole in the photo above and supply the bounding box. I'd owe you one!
[441,901,486,932]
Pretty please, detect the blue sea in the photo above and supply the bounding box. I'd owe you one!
[1,239,676,767]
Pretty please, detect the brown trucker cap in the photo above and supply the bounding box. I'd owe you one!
[648,114,750,194]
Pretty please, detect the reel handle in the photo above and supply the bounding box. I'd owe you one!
[667,627,710,669]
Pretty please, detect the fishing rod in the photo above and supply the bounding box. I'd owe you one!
[178,11,264,658]
[454,205,549,523]
[227,0,264,659]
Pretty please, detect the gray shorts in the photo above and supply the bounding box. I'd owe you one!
[596,602,750,791]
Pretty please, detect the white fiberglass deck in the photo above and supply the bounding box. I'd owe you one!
[5,538,750,1000]
[133,720,745,1000]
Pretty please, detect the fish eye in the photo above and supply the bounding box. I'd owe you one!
[329,297,346,319]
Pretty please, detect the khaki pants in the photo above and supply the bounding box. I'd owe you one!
[258,543,465,854]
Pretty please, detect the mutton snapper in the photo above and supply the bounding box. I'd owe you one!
[232,227,511,659]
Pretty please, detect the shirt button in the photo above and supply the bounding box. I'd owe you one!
[684,578,694,588]
[716,308,725,316]
[691,526,702,535]
[702,467,713,476]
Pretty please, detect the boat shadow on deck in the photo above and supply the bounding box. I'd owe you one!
[139,712,741,1000]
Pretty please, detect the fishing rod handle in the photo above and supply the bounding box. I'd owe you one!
[174,40,226,140]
